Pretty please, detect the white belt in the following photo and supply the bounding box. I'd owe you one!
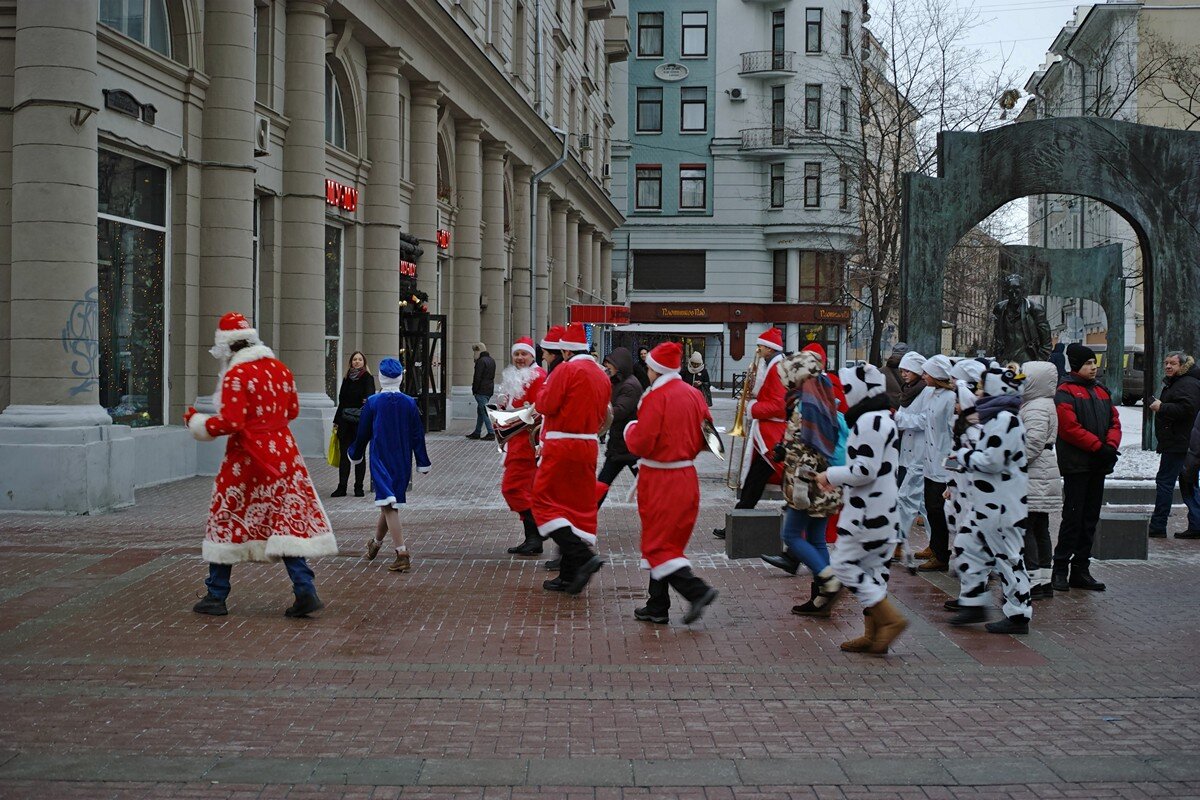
[764,417,786,423]
[638,458,694,470]
[544,431,599,441]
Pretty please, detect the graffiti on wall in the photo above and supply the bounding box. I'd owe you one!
[62,286,99,396]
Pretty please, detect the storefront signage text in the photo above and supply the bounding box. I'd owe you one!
[325,179,359,212]
[816,307,851,322]
[658,306,707,320]
[436,229,451,249]
[399,260,418,278]
[103,89,156,124]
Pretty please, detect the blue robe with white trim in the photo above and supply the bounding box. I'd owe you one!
[348,389,431,507]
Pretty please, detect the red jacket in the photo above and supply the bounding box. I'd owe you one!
[1055,374,1121,475]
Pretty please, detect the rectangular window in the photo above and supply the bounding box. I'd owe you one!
[253,2,272,107]
[839,163,850,210]
[771,85,786,141]
[770,163,785,208]
[637,12,663,57]
[681,12,708,57]
[324,224,343,403]
[569,84,578,141]
[772,250,788,301]
[96,149,168,428]
[840,86,851,132]
[805,84,822,130]
[798,251,843,302]
[772,10,786,54]
[554,63,563,126]
[633,250,706,291]
[635,164,662,209]
[806,8,822,53]
[636,87,663,133]
[514,3,527,80]
[680,86,707,132]
[679,164,707,209]
[252,196,261,324]
[804,162,821,207]
[841,10,852,56]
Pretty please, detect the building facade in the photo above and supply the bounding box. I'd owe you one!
[0,0,627,513]
[609,0,860,383]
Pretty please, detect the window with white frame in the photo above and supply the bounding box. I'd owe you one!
[770,163,785,208]
[636,87,663,133]
[100,0,171,58]
[680,87,707,132]
[637,12,664,57]
[840,86,851,132]
[805,84,822,130]
[679,165,707,209]
[325,64,346,149]
[635,165,662,210]
[681,12,708,57]
[805,8,822,53]
[839,164,850,210]
[804,162,821,207]
[841,11,852,56]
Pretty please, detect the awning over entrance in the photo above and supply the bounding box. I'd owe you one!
[613,323,724,334]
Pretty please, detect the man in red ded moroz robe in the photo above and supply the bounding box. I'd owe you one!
[185,312,337,619]
[533,322,612,595]
[497,336,548,556]
[624,342,720,625]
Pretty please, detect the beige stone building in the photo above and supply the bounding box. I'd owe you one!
[0,0,626,513]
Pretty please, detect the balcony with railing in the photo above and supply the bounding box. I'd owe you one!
[740,127,800,152]
[739,50,797,78]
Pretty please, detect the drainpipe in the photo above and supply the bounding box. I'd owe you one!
[530,127,570,332]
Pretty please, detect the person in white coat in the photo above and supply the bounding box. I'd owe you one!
[948,365,1032,634]
[915,354,957,572]
[892,351,928,567]
[1020,361,1062,599]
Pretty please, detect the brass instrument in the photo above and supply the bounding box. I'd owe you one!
[486,404,542,453]
[725,353,761,489]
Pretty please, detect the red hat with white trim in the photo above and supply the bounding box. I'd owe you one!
[756,327,784,352]
[559,323,589,352]
[210,311,261,359]
[646,342,682,375]
[540,326,565,349]
[511,337,536,356]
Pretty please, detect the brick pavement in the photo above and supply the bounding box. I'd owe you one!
[2,402,1200,799]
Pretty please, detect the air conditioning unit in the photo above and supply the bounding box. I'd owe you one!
[727,87,745,101]
[254,115,271,156]
[580,133,592,150]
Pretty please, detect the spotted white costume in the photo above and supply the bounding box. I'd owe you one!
[827,365,901,607]
[953,366,1032,622]
[946,359,986,575]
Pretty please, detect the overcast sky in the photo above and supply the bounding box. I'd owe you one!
[956,0,1083,88]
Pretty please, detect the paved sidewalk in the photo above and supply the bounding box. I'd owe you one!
[2,406,1200,799]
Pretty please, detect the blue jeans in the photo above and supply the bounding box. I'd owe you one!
[473,393,494,436]
[781,508,831,575]
[205,557,316,600]
[1150,452,1200,532]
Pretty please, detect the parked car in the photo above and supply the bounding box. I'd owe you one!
[1089,344,1145,405]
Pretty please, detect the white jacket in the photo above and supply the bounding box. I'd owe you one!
[1019,361,1062,513]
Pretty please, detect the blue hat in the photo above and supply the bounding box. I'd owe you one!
[379,358,404,378]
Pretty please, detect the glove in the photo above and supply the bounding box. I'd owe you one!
[771,442,786,463]
[1095,443,1119,468]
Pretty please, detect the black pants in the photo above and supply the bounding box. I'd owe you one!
[923,479,950,562]
[1023,511,1053,572]
[596,457,638,508]
[337,427,366,491]
[645,568,710,614]
[736,452,775,509]
[548,527,595,581]
[1055,470,1107,568]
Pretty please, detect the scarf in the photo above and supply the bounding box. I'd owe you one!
[976,393,1022,424]
[899,379,924,408]
[844,393,890,429]
[786,374,839,460]
[347,367,366,381]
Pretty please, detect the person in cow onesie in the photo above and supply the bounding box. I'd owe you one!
[495,337,548,556]
[186,312,338,618]
[348,358,432,573]
[816,364,907,654]
[533,323,613,594]
[624,342,721,625]
[942,357,988,607]
[891,350,928,569]
[713,327,787,539]
[947,364,1032,635]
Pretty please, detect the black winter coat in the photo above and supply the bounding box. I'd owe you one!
[632,358,651,390]
[1183,408,1200,486]
[605,347,644,463]
[471,352,497,396]
[335,372,377,435]
[1155,364,1200,453]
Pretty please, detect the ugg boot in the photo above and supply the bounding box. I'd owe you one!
[792,569,843,617]
[388,552,411,573]
[840,609,875,652]
[866,598,909,654]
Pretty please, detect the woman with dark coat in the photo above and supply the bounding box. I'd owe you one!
[332,351,376,497]
[633,347,652,389]
[686,351,713,405]
[596,347,644,507]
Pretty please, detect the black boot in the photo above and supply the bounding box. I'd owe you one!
[1051,564,1071,592]
[949,606,989,626]
[760,551,800,575]
[792,572,843,617]
[667,568,718,624]
[546,528,603,595]
[1069,563,1106,591]
[508,512,544,555]
[284,593,325,618]
[192,593,228,616]
[986,615,1030,635]
[331,487,347,498]
[544,558,561,571]
[712,527,726,540]
[634,578,670,624]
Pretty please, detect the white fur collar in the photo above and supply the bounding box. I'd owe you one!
[228,344,275,368]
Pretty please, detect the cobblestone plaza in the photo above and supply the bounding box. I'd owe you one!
[1,401,1200,799]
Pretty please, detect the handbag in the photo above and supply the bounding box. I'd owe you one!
[326,429,340,467]
[340,407,362,425]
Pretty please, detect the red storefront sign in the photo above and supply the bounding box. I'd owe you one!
[569,305,631,325]
[399,260,417,278]
[436,229,451,249]
[325,179,359,212]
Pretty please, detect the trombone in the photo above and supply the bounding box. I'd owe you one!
[725,352,760,490]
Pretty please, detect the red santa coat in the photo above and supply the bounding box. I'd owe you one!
[185,345,336,564]
[532,353,611,544]
[624,374,711,578]
[749,353,787,484]
[499,365,546,514]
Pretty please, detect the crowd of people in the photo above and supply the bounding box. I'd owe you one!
[183,309,1200,653]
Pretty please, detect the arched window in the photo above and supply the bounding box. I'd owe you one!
[100,0,171,58]
[325,65,346,150]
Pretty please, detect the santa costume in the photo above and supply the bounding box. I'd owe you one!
[496,337,547,555]
[825,364,907,654]
[186,312,337,619]
[532,322,612,594]
[624,342,720,625]
[348,358,431,572]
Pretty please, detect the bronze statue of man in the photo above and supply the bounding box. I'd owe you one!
[992,274,1052,362]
